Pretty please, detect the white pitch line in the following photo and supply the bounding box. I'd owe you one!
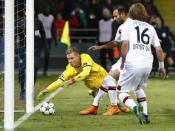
[0,110,25,113]
[14,87,63,129]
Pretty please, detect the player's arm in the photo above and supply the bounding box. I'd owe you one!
[89,40,118,50]
[152,27,166,79]
[155,46,166,79]
[120,22,129,70]
[37,67,74,99]
[73,66,91,81]
[46,70,71,92]
[120,40,129,69]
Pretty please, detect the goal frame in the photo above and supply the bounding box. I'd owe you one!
[4,0,34,130]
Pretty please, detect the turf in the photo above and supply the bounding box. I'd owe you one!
[1,74,175,131]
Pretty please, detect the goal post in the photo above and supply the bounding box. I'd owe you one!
[4,0,34,130]
[26,0,34,113]
[4,0,14,130]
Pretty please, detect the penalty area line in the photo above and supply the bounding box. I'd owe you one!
[14,87,63,129]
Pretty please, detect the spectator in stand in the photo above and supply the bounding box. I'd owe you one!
[34,12,46,83]
[83,0,101,41]
[54,13,65,39]
[124,0,140,9]
[102,0,113,14]
[38,7,57,76]
[71,4,87,29]
[57,0,74,20]
[142,0,161,17]
[86,0,101,29]
[70,3,88,42]
[97,7,115,70]
[69,11,80,37]
[153,16,175,77]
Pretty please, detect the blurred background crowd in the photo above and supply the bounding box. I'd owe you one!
[33,0,175,76]
[0,0,175,99]
[1,0,175,76]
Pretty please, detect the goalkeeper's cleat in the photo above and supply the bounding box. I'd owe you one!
[37,89,48,100]
[118,103,130,112]
[133,105,145,125]
[79,105,98,115]
[144,115,150,124]
[103,106,120,116]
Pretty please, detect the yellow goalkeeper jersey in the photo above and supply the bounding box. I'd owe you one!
[47,54,108,92]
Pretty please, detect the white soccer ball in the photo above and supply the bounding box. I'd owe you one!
[39,101,55,115]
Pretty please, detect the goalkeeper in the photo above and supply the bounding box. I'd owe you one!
[38,47,129,115]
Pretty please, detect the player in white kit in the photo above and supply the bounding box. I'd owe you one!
[88,6,130,115]
[118,3,166,125]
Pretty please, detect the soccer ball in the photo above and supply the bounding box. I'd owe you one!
[39,101,55,115]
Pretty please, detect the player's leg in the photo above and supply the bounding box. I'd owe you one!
[118,68,146,124]
[135,67,152,123]
[119,92,145,125]
[80,75,119,115]
[102,75,120,115]
[135,88,150,123]
[79,88,106,115]
[109,69,130,112]
[119,92,137,111]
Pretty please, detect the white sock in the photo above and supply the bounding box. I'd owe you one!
[119,93,136,110]
[108,90,118,106]
[92,89,105,106]
[101,75,118,106]
[136,89,148,115]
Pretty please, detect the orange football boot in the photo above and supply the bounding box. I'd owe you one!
[103,106,120,116]
[79,105,98,115]
[118,104,130,112]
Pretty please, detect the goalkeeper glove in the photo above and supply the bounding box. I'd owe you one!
[37,89,48,100]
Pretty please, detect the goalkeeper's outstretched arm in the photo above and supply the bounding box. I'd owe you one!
[37,69,73,99]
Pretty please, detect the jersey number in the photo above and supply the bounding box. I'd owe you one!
[135,26,150,44]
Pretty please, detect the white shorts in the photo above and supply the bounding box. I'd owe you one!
[117,66,152,92]
[111,57,122,72]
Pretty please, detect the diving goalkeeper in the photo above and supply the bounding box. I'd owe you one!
[37,47,129,115]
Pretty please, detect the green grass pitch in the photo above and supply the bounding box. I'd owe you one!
[1,74,175,131]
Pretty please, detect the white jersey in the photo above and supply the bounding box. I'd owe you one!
[121,18,160,68]
[38,13,54,39]
[111,24,124,72]
[114,24,124,43]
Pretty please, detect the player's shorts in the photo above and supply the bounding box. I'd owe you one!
[117,66,152,92]
[111,57,122,72]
